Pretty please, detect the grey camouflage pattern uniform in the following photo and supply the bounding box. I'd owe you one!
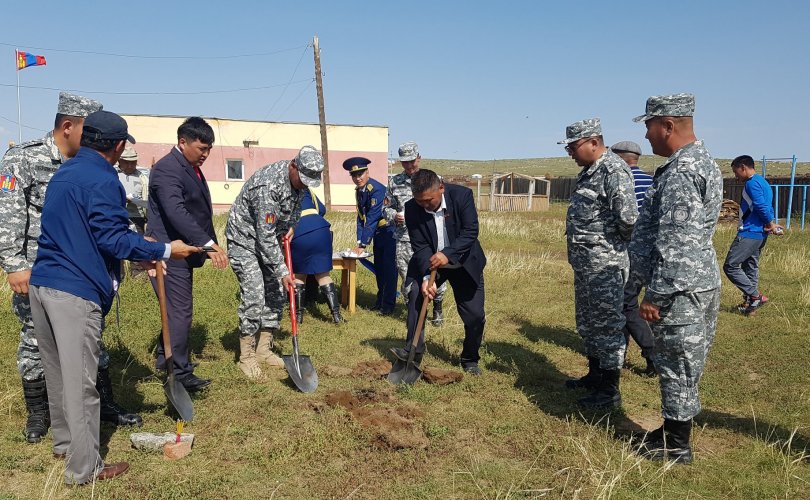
[566,148,638,371]
[0,131,110,381]
[226,161,304,336]
[383,172,446,303]
[629,139,722,422]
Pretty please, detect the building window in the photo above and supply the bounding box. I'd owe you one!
[226,159,244,181]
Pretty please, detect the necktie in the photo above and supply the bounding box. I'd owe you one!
[194,165,203,181]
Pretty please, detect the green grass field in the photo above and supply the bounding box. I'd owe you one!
[1,208,808,498]
[419,157,810,180]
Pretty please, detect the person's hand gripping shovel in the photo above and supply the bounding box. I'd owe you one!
[155,266,194,421]
[388,269,437,385]
[282,236,319,393]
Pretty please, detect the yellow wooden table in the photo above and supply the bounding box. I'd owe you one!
[332,254,358,314]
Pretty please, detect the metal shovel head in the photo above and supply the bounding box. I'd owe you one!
[283,353,319,393]
[387,357,423,385]
[163,365,194,421]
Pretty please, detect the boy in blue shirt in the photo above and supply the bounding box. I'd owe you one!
[723,155,783,315]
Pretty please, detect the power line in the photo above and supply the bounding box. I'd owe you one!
[0,113,46,133]
[2,42,308,60]
[0,79,312,96]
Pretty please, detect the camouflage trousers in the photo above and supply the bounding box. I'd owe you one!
[650,288,720,421]
[13,292,109,382]
[229,247,285,337]
[573,267,628,370]
[396,239,446,305]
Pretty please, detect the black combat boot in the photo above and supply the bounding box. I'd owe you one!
[320,283,344,324]
[578,368,622,409]
[430,299,444,326]
[565,356,600,389]
[22,379,50,443]
[642,357,657,376]
[638,418,693,464]
[294,283,306,325]
[97,368,143,427]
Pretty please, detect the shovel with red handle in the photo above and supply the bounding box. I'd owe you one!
[282,236,318,393]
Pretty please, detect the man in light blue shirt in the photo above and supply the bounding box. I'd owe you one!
[723,155,783,315]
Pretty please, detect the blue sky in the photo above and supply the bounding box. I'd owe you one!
[1,0,808,161]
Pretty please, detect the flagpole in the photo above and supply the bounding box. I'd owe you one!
[15,49,21,143]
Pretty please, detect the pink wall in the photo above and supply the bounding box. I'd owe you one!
[133,143,389,186]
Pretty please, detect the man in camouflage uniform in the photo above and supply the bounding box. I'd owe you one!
[559,118,637,409]
[629,93,723,464]
[383,142,447,325]
[0,93,144,444]
[225,146,323,380]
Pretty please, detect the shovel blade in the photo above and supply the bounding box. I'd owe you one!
[164,370,194,421]
[387,358,423,385]
[283,353,318,393]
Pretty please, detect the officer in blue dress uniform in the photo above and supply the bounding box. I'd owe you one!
[343,157,397,314]
[291,188,343,324]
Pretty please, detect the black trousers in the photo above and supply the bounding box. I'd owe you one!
[405,268,485,366]
[622,273,654,359]
[150,263,195,380]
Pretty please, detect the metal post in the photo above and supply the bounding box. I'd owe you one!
[774,185,780,225]
[785,155,797,229]
[801,185,807,231]
[761,155,767,177]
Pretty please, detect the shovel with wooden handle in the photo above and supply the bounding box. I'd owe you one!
[388,269,437,385]
[155,266,194,421]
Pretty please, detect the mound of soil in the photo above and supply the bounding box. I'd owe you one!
[422,367,463,385]
[351,360,392,379]
[321,388,428,450]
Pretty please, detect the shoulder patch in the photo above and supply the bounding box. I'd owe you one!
[371,197,377,206]
[265,212,276,225]
[671,202,691,225]
[0,174,17,192]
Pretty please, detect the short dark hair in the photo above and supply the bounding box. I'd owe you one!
[177,116,214,145]
[411,169,442,195]
[731,155,755,170]
[80,130,120,153]
[54,113,82,130]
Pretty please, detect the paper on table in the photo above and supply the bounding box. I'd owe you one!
[338,250,373,259]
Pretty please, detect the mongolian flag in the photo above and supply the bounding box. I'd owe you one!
[16,50,46,71]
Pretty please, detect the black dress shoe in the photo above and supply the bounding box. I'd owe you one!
[178,375,212,393]
[390,347,423,365]
[462,364,482,376]
[378,308,395,316]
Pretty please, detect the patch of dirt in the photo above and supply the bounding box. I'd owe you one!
[422,367,463,385]
[320,388,428,450]
[351,360,392,379]
[320,365,353,377]
[353,407,429,450]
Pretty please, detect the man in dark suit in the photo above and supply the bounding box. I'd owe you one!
[147,117,229,392]
[392,169,487,375]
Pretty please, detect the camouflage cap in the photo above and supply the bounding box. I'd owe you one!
[294,145,323,188]
[398,142,419,162]
[632,93,695,122]
[557,118,602,144]
[57,92,102,117]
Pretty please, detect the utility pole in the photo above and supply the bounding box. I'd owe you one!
[313,35,331,209]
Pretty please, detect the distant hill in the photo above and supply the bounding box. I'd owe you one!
[414,156,809,180]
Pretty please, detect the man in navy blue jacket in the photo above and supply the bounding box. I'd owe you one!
[147,117,229,392]
[723,155,783,315]
[393,169,487,375]
[29,110,200,485]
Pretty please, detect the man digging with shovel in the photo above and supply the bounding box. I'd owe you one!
[390,169,487,380]
[225,146,324,381]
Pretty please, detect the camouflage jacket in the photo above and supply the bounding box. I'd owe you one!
[628,140,723,305]
[566,149,637,271]
[0,132,63,273]
[383,171,412,241]
[225,160,304,278]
